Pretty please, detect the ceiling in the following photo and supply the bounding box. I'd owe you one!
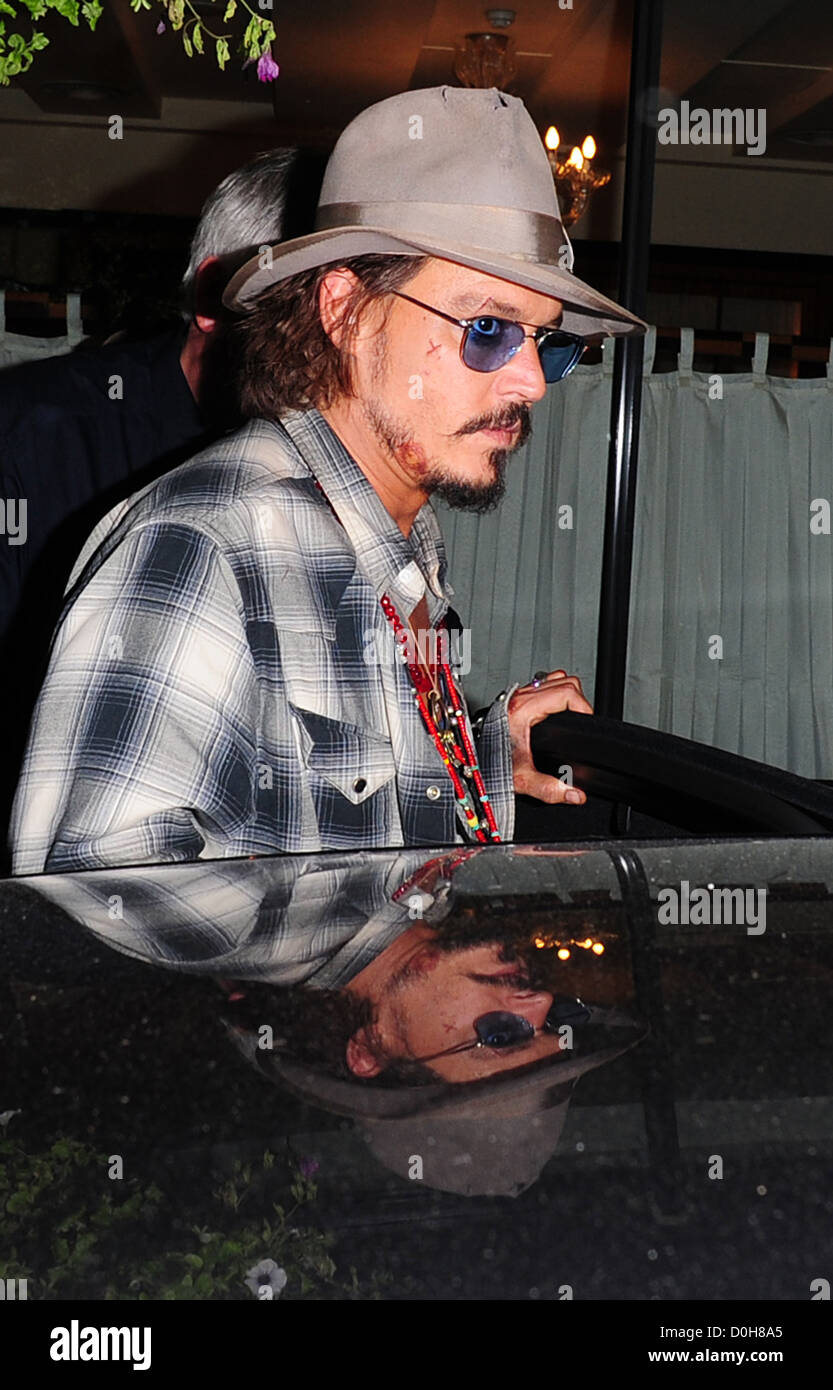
[7,0,833,163]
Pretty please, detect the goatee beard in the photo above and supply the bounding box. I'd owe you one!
[423,403,532,513]
[422,453,509,513]
[362,398,532,515]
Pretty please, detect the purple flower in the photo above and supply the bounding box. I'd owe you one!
[299,1156,319,1178]
[156,20,165,34]
[257,51,280,82]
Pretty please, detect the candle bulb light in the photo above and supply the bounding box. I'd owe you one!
[543,125,611,227]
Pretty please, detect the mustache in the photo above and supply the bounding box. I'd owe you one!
[453,403,532,441]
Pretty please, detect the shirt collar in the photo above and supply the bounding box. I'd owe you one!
[279,408,454,619]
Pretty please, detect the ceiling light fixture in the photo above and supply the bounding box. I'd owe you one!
[544,125,611,228]
[453,31,517,89]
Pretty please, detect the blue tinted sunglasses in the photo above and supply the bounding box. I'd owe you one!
[392,291,585,383]
[416,996,592,1063]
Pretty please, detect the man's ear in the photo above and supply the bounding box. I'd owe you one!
[192,255,227,333]
[318,268,363,349]
[345,1027,385,1078]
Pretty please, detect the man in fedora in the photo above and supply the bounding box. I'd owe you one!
[10,86,645,875]
[22,840,647,1198]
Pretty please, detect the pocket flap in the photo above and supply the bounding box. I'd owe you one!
[290,704,396,804]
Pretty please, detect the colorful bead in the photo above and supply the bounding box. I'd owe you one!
[312,481,500,845]
[378,591,501,844]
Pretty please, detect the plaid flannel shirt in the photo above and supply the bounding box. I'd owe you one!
[21,847,448,987]
[19,843,624,986]
[10,409,516,874]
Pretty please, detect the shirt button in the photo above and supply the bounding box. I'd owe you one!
[353,777,367,793]
[425,785,441,801]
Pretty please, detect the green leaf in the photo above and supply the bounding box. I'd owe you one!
[192,19,203,53]
[215,35,229,69]
[223,0,235,17]
[81,0,101,30]
[182,27,192,56]
[0,2,17,17]
[47,0,80,26]
[30,29,49,47]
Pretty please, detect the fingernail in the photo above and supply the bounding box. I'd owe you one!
[565,789,583,804]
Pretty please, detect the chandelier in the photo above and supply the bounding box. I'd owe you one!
[450,10,610,230]
[453,32,517,89]
[544,126,611,228]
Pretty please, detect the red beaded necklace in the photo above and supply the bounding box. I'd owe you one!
[313,479,501,843]
[379,591,501,843]
[390,845,483,906]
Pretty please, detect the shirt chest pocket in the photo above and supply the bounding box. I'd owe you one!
[289,703,396,804]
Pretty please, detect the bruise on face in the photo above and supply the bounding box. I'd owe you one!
[395,440,430,475]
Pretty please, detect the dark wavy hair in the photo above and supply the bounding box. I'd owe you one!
[219,982,436,1085]
[235,252,428,419]
[215,898,619,1085]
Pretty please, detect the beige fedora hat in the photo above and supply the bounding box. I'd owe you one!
[225,1004,648,1196]
[223,86,646,340]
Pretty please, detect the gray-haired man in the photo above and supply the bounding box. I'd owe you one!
[11,88,645,875]
[0,149,294,857]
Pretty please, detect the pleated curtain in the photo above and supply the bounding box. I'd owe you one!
[0,291,85,371]
[435,329,833,778]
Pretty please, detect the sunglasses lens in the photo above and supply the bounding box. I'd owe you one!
[539,333,584,383]
[463,319,584,381]
[463,317,525,373]
[475,1011,535,1049]
[536,333,584,383]
[547,996,592,1028]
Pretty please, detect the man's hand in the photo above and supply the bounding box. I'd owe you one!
[507,669,592,804]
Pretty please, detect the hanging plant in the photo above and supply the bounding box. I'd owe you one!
[0,0,278,87]
[0,0,103,86]
[134,0,278,77]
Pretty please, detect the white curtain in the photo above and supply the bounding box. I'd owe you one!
[0,290,85,370]
[436,329,833,779]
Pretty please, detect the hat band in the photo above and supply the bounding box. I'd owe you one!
[315,201,572,269]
